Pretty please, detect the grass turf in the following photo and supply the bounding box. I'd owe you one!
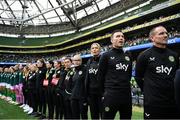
[113,106,143,119]
[0,98,143,119]
[0,99,36,119]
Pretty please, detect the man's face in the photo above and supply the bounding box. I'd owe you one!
[111,32,125,48]
[151,27,168,46]
[91,44,101,56]
[64,59,72,69]
[30,64,37,72]
[54,61,60,69]
[72,56,82,67]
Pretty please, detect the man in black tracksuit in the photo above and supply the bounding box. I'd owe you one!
[63,58,74,119]
[85,43,102,119]
[71,54,88,119]
[135,26,179,119]
[175,69,180,114]
[56,66,67,119]
[98,30,132,119]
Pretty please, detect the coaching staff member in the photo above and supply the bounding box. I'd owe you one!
[135,26,179,119]
[85,43,102,119]
[98,30,132,119]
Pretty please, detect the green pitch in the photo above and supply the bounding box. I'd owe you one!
[0,99,143,119]
[0,99,35,119]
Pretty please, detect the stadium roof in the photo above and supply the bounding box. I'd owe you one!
[0,0,121,26]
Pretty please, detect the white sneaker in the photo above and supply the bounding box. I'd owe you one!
[27,108,33,114]
[8,100,14,104]
[9,100,16,104]
[24,107,30,112]
[23,104,29,110]
[1,96,5,99]
[20,104,25,108]
[6,97,12,102]
[13,102,19,105]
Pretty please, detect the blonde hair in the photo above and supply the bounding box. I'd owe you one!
[91,43,101,50]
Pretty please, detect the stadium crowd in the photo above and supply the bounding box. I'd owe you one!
[0,29,179,63]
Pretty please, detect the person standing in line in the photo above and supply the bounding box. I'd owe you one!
[63,57,74,119]
[45,61,55,119]
[35,59,47,118]
[135,26,179,119]
[0,68,3,96]
[71,54,88,119]
[52,60,64,119]
[17,64,25,105]
[27,63,37,114]
[98,30,132,119]
[21,66,30,111]
[85,43,102,119]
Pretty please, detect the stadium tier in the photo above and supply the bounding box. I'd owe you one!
[0,0,179,49]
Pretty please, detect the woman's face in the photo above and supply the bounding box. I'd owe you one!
[37,60,43,67]
[91,44,101,56]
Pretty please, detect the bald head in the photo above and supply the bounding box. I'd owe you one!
[72,54,82,66]
[73,54,81,60]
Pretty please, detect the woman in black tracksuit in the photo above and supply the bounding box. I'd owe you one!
[45,61,55,119]
[85,43,102,119]
[27,63,37,112]
[35,59,47,118]
[52,60,65,119]
[71,54,88,119]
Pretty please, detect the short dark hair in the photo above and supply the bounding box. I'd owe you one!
[64,57,72,63]
[149,25,165,37]
[111,29,123,39]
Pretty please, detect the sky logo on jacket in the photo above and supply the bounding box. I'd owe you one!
[116,63,129,71]
[89,68,98,74]
[156,65,172,75]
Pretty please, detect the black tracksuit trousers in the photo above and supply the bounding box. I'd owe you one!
[71,99,88,119]
[102,92,132,119]
[88,93,102,119]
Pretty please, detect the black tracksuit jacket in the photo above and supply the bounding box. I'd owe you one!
[135,46,179,107]
[71,65,86,100]
[98,48,132,104]
[85,56,100,95]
